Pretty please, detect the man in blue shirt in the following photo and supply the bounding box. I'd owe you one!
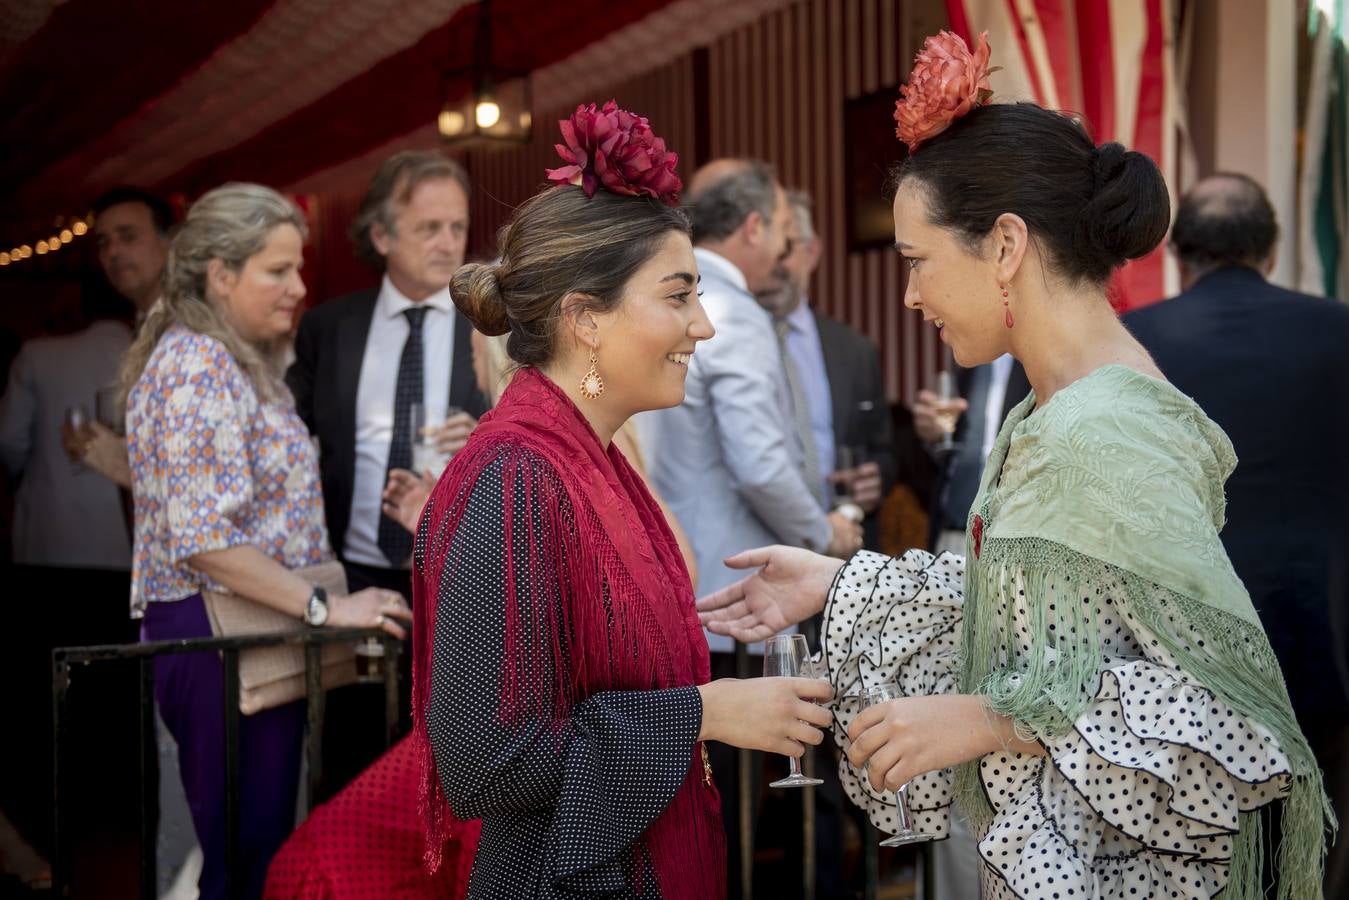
[758,190,895,545]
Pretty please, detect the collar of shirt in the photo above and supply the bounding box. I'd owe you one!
[377,275,454,320]
[783,297,818,337]
[693,247,750,295]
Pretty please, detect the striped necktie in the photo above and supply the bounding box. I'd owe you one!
[775,317,824,508]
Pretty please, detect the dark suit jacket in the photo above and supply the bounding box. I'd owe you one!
[954,360,1030,439]
[286,288,488,558]
[813,310,896,547]
[1125,266,1349,731]
[924,359,1031,544]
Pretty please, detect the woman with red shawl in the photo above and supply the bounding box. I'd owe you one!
[409,102,833,900]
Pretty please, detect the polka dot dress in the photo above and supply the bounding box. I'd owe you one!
[821,549,1293,900]
[425,455,704,899]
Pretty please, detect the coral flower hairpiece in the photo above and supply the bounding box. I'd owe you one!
[545,100,682,206]
[894,30,995,153]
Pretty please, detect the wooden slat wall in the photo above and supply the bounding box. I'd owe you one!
[465,0,949,402]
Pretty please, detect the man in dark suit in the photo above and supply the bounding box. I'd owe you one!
[760,190,896,545]
[912,359,1030,554]
[1125,172,1349,897]
[286,151,488,795]
[287,151,487,598]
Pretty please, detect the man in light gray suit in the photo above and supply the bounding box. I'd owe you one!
[646,159,862,614]
[643,159,862,894]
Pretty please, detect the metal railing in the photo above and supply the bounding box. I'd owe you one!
[732,643,936,900]
[50,628,401,900]
[51,632,930,899]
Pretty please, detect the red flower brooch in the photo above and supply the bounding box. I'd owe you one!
[894,30,995,153]
[971,514,985,559]
[545,100,682,207]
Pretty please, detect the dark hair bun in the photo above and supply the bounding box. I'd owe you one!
[451,262,510,336]
[1072,142,1171,280]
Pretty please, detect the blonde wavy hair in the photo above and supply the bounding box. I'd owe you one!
[121,182,308,404]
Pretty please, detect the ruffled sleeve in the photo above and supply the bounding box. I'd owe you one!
[820,545,1299,899]
[971,566,1294,899]
[820,549,964,839]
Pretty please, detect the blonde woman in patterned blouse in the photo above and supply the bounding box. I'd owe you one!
[121,183,412,900]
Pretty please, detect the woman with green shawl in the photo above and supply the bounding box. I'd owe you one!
[697,32,1333,900]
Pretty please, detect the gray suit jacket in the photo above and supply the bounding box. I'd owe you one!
[0,320,132,568]
[644,249,830,649]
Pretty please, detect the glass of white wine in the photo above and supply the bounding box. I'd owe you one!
[763,634,824,788]
[931,370,962,456]
[410,402,450,477]
[860,683,937,846]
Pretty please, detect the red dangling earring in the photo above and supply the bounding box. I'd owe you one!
[1001,284,1013,328]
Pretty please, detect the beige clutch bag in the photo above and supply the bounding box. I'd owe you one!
[202,560,357,715]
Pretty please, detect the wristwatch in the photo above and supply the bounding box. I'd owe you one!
[303,585,329,627]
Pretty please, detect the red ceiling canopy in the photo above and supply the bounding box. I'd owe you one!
[0,0,672,242]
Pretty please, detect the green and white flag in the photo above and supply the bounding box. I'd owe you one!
[1298,0,1347,301]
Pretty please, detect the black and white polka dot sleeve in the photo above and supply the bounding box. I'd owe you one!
[426,453,702,895]
[820,549,966,839]
[975,571,1295,899]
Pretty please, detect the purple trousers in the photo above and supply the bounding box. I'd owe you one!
[142,596,305,900]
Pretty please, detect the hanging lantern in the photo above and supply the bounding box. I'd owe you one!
[437,0,533,147]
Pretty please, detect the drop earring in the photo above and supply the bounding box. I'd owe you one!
[1001,284,1013,328]
[579,347,605,399]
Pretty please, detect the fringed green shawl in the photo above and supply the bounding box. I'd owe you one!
[956,365,1333,900]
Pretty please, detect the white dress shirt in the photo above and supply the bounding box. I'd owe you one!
[343,276,456,568]
[983,353,1015,463]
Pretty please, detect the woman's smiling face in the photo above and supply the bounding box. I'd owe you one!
[590,230,715,414]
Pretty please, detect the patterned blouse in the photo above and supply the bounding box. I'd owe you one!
[127,324,330,614]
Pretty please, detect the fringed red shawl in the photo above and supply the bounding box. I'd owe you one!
[411,366,724,898]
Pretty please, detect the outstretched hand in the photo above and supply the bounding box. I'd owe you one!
[695,545,846,643]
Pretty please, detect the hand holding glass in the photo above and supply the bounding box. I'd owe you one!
[763,634,825,788]
[860,683,937,846]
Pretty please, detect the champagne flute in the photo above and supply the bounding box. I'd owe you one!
[833,446,856,505]
[64,405,90,470]
[95,383,125,436]
[410,402,445,477]
[832,445,865,524]
[932,371,960,455]
[763,634,824,788]
[860,683,937,846]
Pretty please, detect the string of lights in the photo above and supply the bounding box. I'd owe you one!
[0,214,94,267]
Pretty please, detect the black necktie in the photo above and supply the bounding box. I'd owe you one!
[377,306,427,565]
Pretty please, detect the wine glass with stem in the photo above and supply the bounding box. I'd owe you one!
[932,370,960,457]
[860,682,937,846]
[763,634,824,788]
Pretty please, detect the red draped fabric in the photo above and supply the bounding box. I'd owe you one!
[263,737,481,899]
[943,0,1185,310]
